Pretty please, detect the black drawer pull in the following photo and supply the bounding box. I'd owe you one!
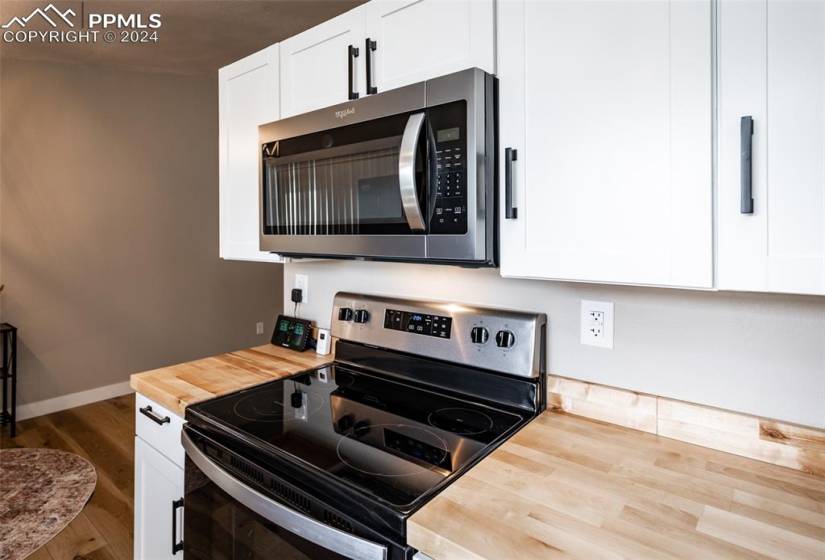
[139,405,170,426]
[347,44,359,100]
[505,147,518,219]
[172,497,184,555]
[365,38,377,95]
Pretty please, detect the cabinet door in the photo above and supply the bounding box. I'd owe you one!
[498,0,713,288]
[219,45,284,262]
[364,0,494,93]
[134,436,184,560]
[280,7,366,118]
[718,1,825,295]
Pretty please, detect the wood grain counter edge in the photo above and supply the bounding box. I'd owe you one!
[130,344,334,417]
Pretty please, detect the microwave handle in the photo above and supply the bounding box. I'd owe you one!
[182,430,388,560]
[399,112,427,232]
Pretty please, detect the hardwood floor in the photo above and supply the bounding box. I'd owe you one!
[0,394,135,560]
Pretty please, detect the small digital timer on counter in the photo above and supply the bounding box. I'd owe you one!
[384,309,452,338]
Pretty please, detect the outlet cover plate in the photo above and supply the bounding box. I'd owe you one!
[581,300,614,349]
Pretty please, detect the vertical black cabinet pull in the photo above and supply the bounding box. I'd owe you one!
[365,38,378,95]
[172,498,184,554]
[740,115,754,214]
[505,147,518,219]
[347,45,359,100]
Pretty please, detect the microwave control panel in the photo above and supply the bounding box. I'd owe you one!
[429,102,468,235]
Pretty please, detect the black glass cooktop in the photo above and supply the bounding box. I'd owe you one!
[190,364,526,509]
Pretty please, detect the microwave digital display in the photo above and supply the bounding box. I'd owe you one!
[436,127,460,143]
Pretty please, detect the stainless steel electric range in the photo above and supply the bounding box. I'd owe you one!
[182,293,546,560]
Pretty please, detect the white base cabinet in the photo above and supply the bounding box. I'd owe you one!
[134,395,185,560]
[218,44,284,263]
[134,437,184,560]
[717,0,825,295]
[497,0,713,289]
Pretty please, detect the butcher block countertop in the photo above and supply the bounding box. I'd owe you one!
[132,346,825,559]
[408,411,825,560]
[130,344,333,416]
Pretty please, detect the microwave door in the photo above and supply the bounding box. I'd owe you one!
[263,137,404,236]
[261,111,430,259]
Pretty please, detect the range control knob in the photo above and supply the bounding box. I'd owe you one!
[354,309,370,324]
[495,330,516,349]
[338,307,354,321]
[470,326,489,344]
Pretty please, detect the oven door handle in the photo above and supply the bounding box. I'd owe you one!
[398,112,427,232]
[182,431,388,560]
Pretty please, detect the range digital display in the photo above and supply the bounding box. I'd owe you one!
[384,309,452,339]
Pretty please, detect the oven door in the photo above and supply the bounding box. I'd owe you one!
[182,429,389,560]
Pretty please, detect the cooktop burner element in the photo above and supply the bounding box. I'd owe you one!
[184,292,547,560]
[428,407,495,436]
[232,383,325,423]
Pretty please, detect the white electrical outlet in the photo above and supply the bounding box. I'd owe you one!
[294,274,309,304]
[256,322,265,335]
[581,300,614,348]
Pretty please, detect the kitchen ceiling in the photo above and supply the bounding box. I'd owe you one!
[0,0,364,75]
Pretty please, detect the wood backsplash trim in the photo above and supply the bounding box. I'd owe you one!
[548,375,825,477]
[547,376,657,434]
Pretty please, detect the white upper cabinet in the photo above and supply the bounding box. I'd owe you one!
[280,1,495,118]
[219,44,284,262]
[498,0,713,288]
[718,0,825,295]
[280,8,367,118]
[364,0,494,93]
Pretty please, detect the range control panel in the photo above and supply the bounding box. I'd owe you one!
[332,293,547,379]
[384,309,452,339]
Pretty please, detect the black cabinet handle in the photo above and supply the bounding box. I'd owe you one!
[172,498,184,555]
[505,147,518,219]
[139,405,170,426]
[347,45,359,100]
[740,115,754,214]
[365,38,377,95]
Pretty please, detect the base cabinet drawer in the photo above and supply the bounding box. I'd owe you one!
[135,393,185,468]
[135,436,184,560]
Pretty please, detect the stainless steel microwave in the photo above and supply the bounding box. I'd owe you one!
[258,68,497,266]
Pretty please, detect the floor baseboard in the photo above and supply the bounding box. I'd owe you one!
[16,381,134,421]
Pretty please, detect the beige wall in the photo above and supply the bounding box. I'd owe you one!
[285,260,825,429]
[1,58,282,406]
